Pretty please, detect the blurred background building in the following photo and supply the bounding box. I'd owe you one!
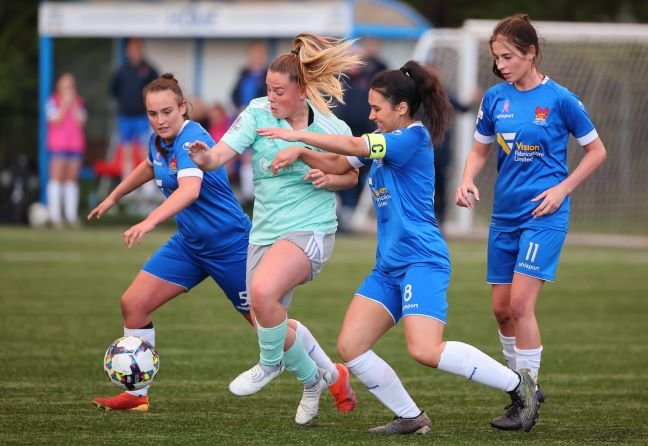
[1,0,647,237]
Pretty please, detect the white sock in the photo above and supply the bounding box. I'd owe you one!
[62,181,79,224]
[46,180,62,224]
[294,321,338,383]
[346,350,420,418]
[124,326,156,397]
[239,162,254,201]
[438,341,520,392]
[515,345,543,383]
[498,331,517,370]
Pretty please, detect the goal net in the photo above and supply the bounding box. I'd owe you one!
[413,20,648,236]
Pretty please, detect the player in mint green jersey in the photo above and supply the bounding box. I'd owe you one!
[88,74,351,415]
[258,59,540,434]
[456,14,607,430]
[189,33,361,425]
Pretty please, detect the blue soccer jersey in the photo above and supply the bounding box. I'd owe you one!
[475,77,598,231]
[349,123,450,276]
[147,120,251,258]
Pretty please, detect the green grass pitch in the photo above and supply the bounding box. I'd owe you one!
[1,227,647,445]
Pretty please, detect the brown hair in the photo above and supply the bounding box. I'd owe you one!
[269,33,362,115]
[370,60,451,145]
[142,73,189,155]
[489,13,542,80]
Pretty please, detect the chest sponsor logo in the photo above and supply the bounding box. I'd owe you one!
[513,141,544,163]
[497,133,544,162]
[259,157,270,174]
[496,132,516,155]
[370,186,392,207]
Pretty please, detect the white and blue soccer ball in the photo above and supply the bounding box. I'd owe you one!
[103,336,159,391]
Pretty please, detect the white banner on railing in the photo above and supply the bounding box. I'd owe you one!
[39,1,353,38]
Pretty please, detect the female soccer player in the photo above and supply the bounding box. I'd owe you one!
[189,33,361,425]
[455,14,607,430]
[257,59,540,434]
[89,74,355,415]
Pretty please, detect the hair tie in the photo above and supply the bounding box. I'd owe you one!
[399,67,411,78]
[291,48,300,56]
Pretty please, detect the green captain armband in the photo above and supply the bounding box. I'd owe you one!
[365,133,386,159]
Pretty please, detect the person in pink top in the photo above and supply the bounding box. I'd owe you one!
[46,72,87,227]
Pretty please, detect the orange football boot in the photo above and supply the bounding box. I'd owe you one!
[92,392,149,412]
[328,363,357,413]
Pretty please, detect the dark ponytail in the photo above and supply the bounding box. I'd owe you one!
[370,60,451,144]
[142,73,189,155]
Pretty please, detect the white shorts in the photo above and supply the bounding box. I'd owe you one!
[247,231,335,308]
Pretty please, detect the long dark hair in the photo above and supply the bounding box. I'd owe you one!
[370,60,451,144]
[142,73,189,155]
[489,13,542,80]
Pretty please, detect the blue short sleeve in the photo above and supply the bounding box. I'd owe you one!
[381,127,427,168]
[475,91,496,143]
[560,92,598,145]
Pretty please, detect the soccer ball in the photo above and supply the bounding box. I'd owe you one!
[103,336,160,391]
[27,202,49,228]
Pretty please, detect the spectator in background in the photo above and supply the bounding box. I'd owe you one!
[229,41,269,205]
[206,103,237,182]
[425,63,481,225]
[333,44,377,230]
[361,37,388,79]
[110,37,159,179]
[46,72,87,228]
[231,41,269,111]
[189,96,210,130]
[207,103,231,143]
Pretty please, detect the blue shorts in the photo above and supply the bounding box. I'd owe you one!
[142,233,250,314]
[117,115,151,145]
[355,264,450,324]
[487,227,567,284]
[48,150,83,161]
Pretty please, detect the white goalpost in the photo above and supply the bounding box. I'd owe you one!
[410,20,648,237]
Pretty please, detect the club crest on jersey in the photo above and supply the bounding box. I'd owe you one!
[259,157,270,174]
[169,157,177,173]
[496,99,514,119]
[534,106,549,125]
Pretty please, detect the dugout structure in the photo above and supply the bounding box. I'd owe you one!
[413,20,648,236]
